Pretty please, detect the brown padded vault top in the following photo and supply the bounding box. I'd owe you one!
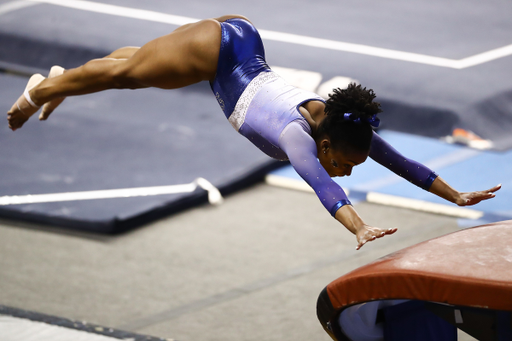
[327,220,512,312]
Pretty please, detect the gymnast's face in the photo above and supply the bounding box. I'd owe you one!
[318,140,369,177]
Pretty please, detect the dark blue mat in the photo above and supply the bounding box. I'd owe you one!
[0,73,279,233]
[1,0,512,148]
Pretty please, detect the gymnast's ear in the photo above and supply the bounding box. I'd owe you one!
[319,138,332,154]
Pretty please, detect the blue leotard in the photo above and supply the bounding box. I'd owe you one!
[210,18,437,217]
[210,18,270,119]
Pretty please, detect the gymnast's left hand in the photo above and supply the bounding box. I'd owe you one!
[455,184,501,206]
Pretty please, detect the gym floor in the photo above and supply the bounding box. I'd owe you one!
[0,183,476,340]
[2,0,510,339]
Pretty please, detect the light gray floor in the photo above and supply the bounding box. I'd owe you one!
[0,183,475,340]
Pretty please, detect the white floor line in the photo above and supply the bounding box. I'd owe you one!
[0,178,223,206]
[366,192,483,219]
[0,315,118,341]
[28,0,512,69]
[30,0,197,26]
[0,0,37,15]
[265,174,318,194]
[265,175,483,219]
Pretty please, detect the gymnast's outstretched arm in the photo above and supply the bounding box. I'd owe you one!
[370,131,501,206]
[280,121,396,250]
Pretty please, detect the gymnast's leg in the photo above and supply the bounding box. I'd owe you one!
[39,47,143,120]
[104,46,141,59]
[7,18,225,130]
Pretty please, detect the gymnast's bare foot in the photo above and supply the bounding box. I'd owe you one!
[40,65,65,121]
[7,73,45,131]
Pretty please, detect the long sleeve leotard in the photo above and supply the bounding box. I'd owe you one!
[210,18,438,217]
[278,121,438,216]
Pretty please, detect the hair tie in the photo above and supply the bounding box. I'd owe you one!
[343,113,380,128]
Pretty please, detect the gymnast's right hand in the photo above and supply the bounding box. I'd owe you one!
[356,225,397,250]
[335,205,397,250]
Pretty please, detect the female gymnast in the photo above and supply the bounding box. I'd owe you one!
[6,15,500,250]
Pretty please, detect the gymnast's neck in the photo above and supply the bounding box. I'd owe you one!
[299,100,327,135]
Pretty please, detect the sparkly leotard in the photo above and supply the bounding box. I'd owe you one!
[210,18,437,217]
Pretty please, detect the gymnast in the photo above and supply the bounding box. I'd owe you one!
[6,15,500,250]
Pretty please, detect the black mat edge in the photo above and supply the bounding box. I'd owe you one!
[0,60,47,78]
[0,160,284,234]
[0,305,174,341]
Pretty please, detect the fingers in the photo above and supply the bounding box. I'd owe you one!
[460,184,502,206]
[454,182,503,206]
[477,184,501,199]
[463,195,489,206]
[386,227,398,236]
[356,236,375,250]
[488,184,502,193]
[477,192,495,200]
[356,227,397,250]
[479,185,500,199]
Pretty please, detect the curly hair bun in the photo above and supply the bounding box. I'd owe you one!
[325,83,382,120]
[317,83,382,153]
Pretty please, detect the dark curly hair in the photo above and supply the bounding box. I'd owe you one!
[316,83,382,154]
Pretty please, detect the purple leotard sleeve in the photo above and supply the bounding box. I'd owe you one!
[278,126,436,216]
[279,121,351,216]
[370,131,438,190]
